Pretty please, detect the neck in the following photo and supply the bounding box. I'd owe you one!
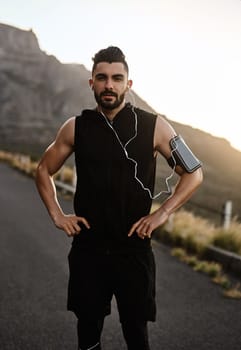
[97,101,126,121]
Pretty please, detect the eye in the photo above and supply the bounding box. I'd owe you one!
[113,75,124,82]
[95,74,107,81]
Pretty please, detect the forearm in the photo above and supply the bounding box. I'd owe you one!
[160,168,203,215]
[35,163,91,236]
[35,164,64,224]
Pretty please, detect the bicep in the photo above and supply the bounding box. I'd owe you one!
[154,116,186,174]
[38,117,75,175]
[154,116,202,177]
[154,115,176,159]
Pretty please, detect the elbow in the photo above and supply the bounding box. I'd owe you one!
[35,161,49,186]
[35,161,42,178]
[195,167,204,187]
[35,162,43,187]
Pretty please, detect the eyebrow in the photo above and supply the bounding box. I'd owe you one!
[95,73,125,79]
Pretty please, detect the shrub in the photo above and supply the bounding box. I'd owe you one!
[212,275,231,290]
[153,207,241,257]
[171,247,187,260]
[212,220,241,255]
[223,284,241,299]
[155,209,216,255]
[192,261,222,278]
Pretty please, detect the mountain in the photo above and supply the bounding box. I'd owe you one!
[0,23,156,155]
[0,23,240,222]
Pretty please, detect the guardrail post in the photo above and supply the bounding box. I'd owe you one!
[223,200,232,230]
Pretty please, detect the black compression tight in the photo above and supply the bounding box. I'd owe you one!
[77,318,104,350]
[121,320,150,350]
[77,318,150,350]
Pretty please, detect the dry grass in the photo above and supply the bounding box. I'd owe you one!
[212,274,231,290]
[172,210,216,253]
[223,284,241,299]
[0,150,13,162]
[212,220,241,255]
[0,150,75,184]
[193,261,222,277]
[171,247,241,299]
[154,208,241,256]
[171,248,222,277]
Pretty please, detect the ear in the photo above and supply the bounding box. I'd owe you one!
[127,80,133,89]
[89,78,94,90]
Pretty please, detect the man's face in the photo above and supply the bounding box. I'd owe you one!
[90,62,132,111]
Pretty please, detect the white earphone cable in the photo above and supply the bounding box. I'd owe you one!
[100,90,177,200]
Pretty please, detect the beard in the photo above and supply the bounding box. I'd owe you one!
[94,90,126,110]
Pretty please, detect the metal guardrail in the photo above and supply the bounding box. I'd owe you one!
[55,180,75,194]
[205,245,241,278]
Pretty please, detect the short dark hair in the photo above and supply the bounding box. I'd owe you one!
[92,46,129,75]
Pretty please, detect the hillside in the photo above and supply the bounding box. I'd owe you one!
[0,23,155,155]
[0,22,240,223]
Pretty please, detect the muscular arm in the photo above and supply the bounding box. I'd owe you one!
[128,115,203,239]
[35,117,90,236]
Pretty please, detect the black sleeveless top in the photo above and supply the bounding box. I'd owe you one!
[73,103,157,253]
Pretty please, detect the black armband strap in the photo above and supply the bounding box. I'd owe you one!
[167,156,175,168]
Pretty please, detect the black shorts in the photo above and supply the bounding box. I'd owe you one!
[67,247,156,323]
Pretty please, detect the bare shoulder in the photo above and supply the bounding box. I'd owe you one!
[155,114,176,134]
[56,116,76,146]
[59,116,75,134]
[154,114,177,156]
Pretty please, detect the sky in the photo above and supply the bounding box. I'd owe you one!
[1,0,241,151]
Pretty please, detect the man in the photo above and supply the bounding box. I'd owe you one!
[35,46,203,350]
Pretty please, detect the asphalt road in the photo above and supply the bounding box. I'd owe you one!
[0,162,240,350]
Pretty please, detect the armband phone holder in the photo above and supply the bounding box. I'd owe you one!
[169,135,202,173]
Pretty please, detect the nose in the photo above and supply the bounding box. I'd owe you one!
[105,78,113,90]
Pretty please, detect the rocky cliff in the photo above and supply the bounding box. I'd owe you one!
[0,23,155,155]
[0,24,93,154]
